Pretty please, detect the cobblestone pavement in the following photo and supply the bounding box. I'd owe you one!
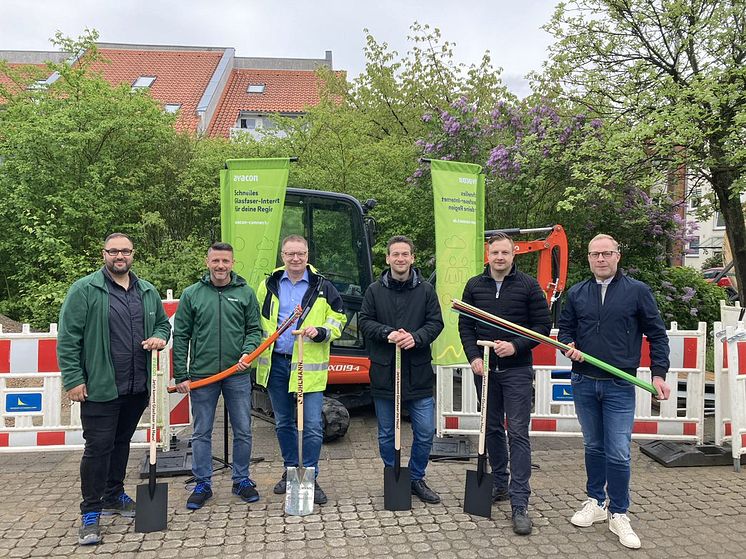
[1,407,746,558]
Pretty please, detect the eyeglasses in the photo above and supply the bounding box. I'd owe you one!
[104,249,134,256]
[282,251,307,259]
[588,251,618,259]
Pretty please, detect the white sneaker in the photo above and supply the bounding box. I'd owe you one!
[570,498,608,527]
[609,513,641,549]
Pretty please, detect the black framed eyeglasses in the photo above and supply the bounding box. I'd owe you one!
[588,251,618,259]
[104,249,134,256]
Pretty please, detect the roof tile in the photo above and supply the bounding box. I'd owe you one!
[208,68,323,137]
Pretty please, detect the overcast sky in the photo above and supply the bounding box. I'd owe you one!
[0,0,559,97]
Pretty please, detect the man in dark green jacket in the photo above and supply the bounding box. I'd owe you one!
[57,233,171,546]
[173,242,262,510]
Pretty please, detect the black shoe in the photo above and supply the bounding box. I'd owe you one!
[273,471,287,495]
[232,479,260,503]
[492,486,509,503]
[411,479,441,504]
[186,482,213,510]
[78,512,102,545]
[512,506,532,535]
[101,492,137,517]
[314,482,328,505]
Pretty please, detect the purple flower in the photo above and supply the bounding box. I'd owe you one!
[422,113,432,123]
[681,287,696,303]
[689,308,699,316]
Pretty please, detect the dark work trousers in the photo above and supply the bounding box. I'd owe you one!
[79,392,149,514]
[473,366,534,508]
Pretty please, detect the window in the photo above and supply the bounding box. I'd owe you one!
[27,79,48,91]
[687,236,700,255]
[689,184,701,209]
[164,103,181,114]
[132,76,156,90]
[239,117,257,129]
[247,83,265,94]
[714,212,726,230]
[277,195,374,351]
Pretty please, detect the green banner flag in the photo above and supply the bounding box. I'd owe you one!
[220,158,290,290]
[431,159,485,365]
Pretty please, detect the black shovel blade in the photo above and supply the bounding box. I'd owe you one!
[463,468,492,519]
[134,482,168,533]
[384,465,411,511]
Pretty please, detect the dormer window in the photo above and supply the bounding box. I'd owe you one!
[164,103,182,114]
[247,83,265,94]
[132,76,156,90]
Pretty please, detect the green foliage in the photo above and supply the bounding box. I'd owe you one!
[540,0,746,303]
[0,32,254,325]
[650,266,726,332]
[701,252,724,270]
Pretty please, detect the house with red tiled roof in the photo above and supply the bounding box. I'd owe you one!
[208,67,326,138]
[0,44,334,136]
[0,51,67,99]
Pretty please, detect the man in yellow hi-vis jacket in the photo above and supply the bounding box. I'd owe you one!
[255,235,346,505]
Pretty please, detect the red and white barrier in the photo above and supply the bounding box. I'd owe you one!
[0,292,189,452]
[713,321,746,470]
[436,322,707,443]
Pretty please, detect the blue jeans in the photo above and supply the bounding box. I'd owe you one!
[374,396,434,481]
[266,354,324,474]
[474,366,533,508]
[190,373,253,485]
[571,373,636,514]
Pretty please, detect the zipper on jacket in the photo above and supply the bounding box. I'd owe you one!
[218,290,223,372]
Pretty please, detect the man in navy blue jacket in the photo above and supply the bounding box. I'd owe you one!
[558,234,670,550]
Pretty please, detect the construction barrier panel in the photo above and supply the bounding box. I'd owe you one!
[713,321,746,470]
[0,292,188,452]
[437,322,707,443]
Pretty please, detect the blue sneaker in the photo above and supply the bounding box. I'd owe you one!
[102,492,136,517]
[186,482,212,510]
[78,512,102,545]
[232,478,260,503]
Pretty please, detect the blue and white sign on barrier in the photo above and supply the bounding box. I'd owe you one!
[3,391,43,414]
[552,384,573,402]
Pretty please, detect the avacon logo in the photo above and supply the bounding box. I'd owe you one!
[233,174,260,182]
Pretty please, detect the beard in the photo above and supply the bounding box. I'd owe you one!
[105,260,132,276]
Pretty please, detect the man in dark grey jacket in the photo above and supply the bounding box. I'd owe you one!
[458,232,551,535]
[359,236,444,504]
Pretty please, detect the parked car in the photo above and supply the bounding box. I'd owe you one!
[702,267,733,288]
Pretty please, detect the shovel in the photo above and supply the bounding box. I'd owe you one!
[135,350,169,533]
[285,330,315,516]
[384,343,411,511]
[463,340,495,519]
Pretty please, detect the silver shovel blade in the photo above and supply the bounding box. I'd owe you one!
[284,465,315,516]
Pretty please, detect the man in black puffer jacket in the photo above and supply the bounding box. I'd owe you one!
[359,236,444,504]
[458,232,551,535]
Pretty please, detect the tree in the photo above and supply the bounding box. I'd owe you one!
[410,95,685,284]
[0,32,258,324]
[541,0,746,302]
